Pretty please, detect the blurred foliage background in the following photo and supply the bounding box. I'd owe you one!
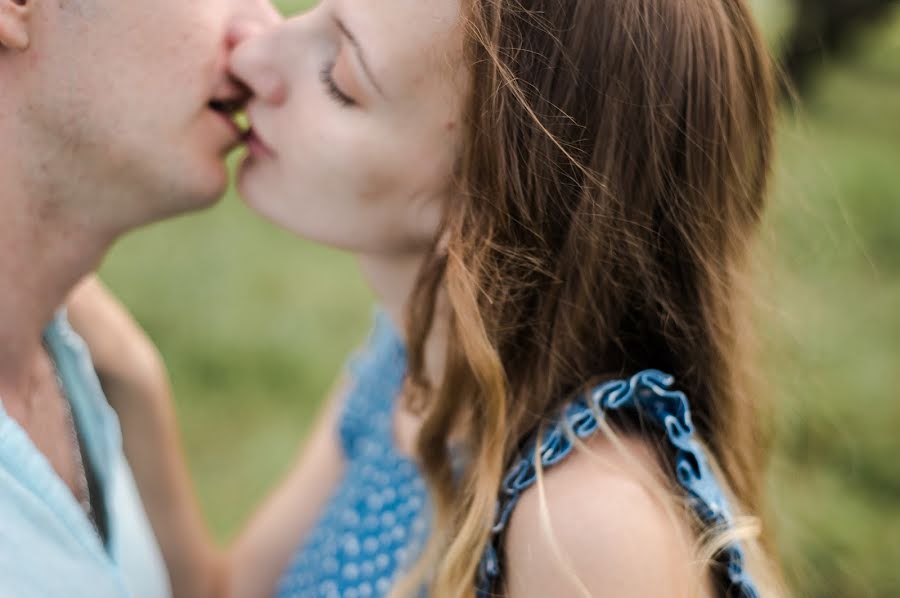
[98,0,900,596]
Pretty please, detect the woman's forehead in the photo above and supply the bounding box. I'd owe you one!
[336,0,464,91]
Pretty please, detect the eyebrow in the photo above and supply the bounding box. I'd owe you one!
[334,16,385,97]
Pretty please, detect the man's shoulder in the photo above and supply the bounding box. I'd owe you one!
[0,409,129,597]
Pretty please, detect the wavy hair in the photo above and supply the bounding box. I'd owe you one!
[395,0,782,595]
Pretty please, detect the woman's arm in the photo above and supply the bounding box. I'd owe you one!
[67,277,347,598]
[225,379,348,598]
[502,434,712,598]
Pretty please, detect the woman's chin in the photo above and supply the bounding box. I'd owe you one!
[234,167,384,254]
[234,167,301,235]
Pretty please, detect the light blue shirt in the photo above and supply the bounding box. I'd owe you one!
[0,312,171,598]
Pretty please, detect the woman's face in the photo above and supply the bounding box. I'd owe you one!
[230,0,467,255]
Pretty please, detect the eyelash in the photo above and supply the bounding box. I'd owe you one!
[319,63,356,108]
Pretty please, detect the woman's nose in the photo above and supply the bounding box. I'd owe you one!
[227,23,288,106]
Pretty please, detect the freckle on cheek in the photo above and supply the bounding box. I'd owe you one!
[445,121,456,131]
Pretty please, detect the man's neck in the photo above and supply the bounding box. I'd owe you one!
[0,184,112,399]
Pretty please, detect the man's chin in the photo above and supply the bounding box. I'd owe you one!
[187,157,231,205]
[146,161,230,222]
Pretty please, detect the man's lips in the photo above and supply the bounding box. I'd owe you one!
[209,106,244,139]
[207,89,250,143]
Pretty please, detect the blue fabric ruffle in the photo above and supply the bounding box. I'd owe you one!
[476,369,760,598]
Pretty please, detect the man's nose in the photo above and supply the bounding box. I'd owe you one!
[226,20,268,53]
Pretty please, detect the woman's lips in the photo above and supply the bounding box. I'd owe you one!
[243,127,275,158]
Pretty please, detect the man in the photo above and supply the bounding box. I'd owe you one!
[0,0,277,595]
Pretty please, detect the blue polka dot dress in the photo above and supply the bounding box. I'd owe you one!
[276,311,761,598]
[275,312,430,598]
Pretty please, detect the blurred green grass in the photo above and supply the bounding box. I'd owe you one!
[98,1,900,596]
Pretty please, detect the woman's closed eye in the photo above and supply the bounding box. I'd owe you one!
[320,63,357,108]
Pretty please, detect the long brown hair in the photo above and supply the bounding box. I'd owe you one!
[401,0,779,595]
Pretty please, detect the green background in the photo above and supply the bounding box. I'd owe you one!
[98,1,900,596]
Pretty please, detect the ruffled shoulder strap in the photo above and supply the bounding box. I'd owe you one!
[476,369,760,598]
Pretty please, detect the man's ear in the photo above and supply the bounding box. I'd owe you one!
[0,0,31,51]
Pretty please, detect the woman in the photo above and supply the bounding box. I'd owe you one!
[70,0,785,596]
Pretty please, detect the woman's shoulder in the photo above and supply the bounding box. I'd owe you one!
[503,432,712,598]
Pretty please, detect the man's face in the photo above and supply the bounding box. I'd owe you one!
[7,0,278,229]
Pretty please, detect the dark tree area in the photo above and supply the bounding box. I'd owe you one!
[782,0,900,95]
